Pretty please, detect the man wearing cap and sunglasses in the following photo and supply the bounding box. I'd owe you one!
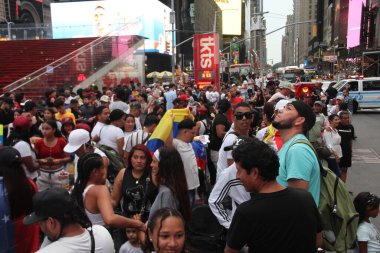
[23,188,114,252]
[217,102,253,180]
[272,100,320,205]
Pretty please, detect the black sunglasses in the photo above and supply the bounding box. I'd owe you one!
[234,112,253,120]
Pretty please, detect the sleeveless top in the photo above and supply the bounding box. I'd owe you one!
[83,184,105,226]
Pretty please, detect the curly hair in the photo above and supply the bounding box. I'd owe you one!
[232,139,279,181]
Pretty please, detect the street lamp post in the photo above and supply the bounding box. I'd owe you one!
[170,0,176,83]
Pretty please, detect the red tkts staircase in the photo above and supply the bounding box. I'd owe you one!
[0,38,96,97]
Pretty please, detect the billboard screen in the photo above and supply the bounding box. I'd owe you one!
[51,0,173,54]
[215,0,242,35]
[193,33,220,90]
[347,0,366,48]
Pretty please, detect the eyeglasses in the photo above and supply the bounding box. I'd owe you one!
[234,112,253,120]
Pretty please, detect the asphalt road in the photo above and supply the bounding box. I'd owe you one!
[344,109,380,228]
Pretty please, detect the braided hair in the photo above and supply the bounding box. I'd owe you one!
[72,152,104,209]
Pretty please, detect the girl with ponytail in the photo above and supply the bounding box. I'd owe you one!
[72,152,146,231]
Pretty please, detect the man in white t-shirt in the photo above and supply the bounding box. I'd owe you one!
[164,83,177,110]
[217,102,252,179]
[64,129,108,181]
[91,106,110,142]
[172,119,200,206]
[268,81,294,102]
[24,188,114,253]
[109,88,130,114]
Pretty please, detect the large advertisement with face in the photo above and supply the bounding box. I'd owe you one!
[51,0,173,54]
[214,0,242,35]
[347,0,366,48]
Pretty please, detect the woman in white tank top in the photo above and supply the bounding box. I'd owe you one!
[72,153,146,231]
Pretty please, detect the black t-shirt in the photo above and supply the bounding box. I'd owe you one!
[0,108,14,145]
[227,188,322,253]
[337,124,354,155]
[121,168,158,222]
[209,113,231,151]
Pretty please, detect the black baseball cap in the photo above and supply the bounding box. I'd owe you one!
[224,136,254,151]
[290,100,316,130]
[23,188,75,225]
[0,147,22,166]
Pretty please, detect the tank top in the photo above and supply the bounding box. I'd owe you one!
[83,184,105,226]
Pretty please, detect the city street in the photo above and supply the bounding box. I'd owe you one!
[344,109,380,228]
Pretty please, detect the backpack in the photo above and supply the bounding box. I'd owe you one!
[186,205,226,253]
[95,144,125,185]
[288,139,359,253]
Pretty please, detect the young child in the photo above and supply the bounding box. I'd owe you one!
[119,228,143,253]
[354,192,380,253]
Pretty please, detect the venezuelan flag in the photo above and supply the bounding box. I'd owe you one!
[146,109,193,153]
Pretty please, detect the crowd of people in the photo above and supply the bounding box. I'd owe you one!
[0,76,378,253]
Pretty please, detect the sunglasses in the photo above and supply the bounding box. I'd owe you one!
[234,112,253,120]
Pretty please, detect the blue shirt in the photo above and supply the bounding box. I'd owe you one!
[276,134,321,205]
[164,90,177,110]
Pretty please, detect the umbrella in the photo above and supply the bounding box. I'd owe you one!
[158,71,173,79]
[146,71,160,78]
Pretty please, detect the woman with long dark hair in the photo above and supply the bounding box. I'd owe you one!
[71,152,146,230]
[8,116,39,180]
[149,147,191,222]
[0,147,39,253]
[34,120,71,191]
[112,144,158,221]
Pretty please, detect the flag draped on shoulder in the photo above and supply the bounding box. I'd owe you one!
[146,109,193,153]
[0,177,15,253]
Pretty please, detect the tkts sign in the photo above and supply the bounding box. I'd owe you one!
[193,34,220,90]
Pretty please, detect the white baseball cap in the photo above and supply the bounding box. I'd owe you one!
[275,99,289,111]
[64,129,90,153]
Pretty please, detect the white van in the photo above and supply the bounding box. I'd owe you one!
[333,77,380,110]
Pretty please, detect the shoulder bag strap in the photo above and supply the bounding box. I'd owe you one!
[88,226,95,253]
[286,139,325,176]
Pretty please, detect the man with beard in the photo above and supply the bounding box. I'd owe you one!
[273,100,320,205]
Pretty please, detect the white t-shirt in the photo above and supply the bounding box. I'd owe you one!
[38,225,114,253]
[216,128,238,179]
[357,221,380,253]
[134,117,143,131]
[256,126,268,141]
[124,130,150,152]
[98,125,124,152]
[91,122,106,139]
[173,139,200,190]
[13,140,38,179]
[119,241,143,253]
[110,101,130,114]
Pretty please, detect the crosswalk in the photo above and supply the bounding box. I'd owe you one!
[352,148,380,164]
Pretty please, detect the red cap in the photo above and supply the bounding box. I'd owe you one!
[13,116,31,131]
[196,107,208,114]
[75,123,91,132]
[178,94,190,101]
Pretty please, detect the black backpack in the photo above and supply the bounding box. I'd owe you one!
[186,205,226,253]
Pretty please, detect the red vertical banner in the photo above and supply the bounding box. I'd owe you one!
[193,33,220,91]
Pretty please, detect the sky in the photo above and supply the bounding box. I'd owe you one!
[263,0,293,64]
